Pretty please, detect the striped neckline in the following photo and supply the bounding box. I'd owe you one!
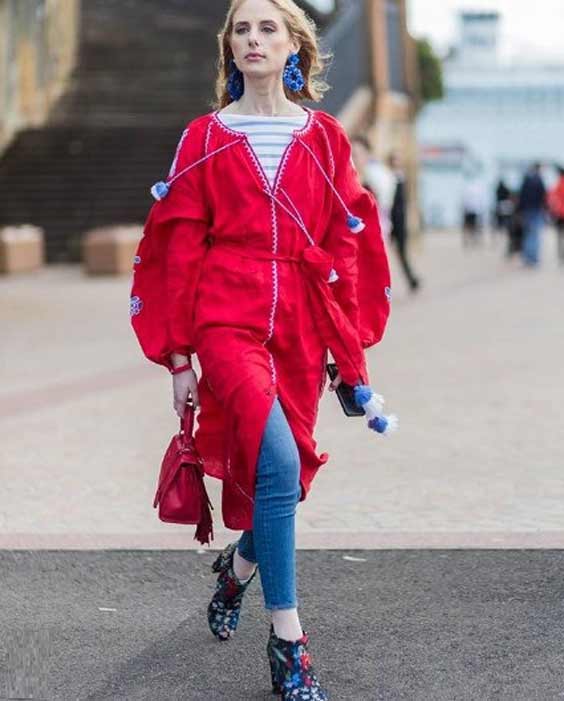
[218,113,307,187]
[214,107,313,137]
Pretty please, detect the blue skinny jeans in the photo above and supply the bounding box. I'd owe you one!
[522,209,544,266]
[237,398,301,610]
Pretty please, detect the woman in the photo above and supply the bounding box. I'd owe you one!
[130,0,390,697]
[351,137,420,293]
[387,152,420,292]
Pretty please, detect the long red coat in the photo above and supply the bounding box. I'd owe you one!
[131,108,391,531]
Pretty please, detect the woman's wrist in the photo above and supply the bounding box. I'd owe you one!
[171,362,192,375]
[170,352,192,374]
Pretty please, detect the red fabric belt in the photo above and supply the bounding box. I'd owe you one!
[210,243,301,265]
[209,241,368,385]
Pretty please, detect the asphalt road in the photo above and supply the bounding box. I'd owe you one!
[2,550,564,700]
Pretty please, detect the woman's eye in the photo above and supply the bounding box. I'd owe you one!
[233,24,275,35]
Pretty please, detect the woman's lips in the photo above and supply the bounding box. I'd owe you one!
[245,54,265,61]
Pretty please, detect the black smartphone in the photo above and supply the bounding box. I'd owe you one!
[326,363,365,417]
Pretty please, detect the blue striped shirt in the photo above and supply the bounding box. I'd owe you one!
[219,113,308,186]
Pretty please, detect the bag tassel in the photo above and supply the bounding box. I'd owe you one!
[194,476,214,545]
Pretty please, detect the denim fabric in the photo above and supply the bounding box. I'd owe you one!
[522,209,544,265]
[237,398,301,610]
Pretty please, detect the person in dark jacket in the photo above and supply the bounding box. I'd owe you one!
[518,162,546,266]
[387,153,421,291]
[495,179,513,232]
[507,191,524,258]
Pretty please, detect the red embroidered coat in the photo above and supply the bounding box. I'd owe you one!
[131,108,391,531]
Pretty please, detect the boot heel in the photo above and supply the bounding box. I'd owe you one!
[267,627,283,694]
[270,670,283,695]
[207,542,256,641]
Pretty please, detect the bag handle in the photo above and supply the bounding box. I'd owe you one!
[180,401,195,438]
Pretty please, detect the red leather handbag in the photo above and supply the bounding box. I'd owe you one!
[153,404,214,544]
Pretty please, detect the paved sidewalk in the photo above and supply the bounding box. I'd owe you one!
[1,231,564,549]
[2,549,564,701]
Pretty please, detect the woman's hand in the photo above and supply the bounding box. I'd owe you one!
[328,371,342,392]
[173,368,200,417]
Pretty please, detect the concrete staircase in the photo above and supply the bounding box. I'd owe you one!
[0,0,229,262]
[0,0,363,263]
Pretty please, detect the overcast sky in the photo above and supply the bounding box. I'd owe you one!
[407,0,564,62]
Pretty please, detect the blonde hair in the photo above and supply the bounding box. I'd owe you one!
[214,0,331,108]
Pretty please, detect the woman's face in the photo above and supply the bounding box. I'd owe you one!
[230,0,299,82]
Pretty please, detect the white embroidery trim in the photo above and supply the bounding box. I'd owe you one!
[168,127,189,179]
[204,120,213,155]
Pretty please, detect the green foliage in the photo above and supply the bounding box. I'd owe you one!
[416,38,444,106]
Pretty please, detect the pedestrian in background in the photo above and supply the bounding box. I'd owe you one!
[351,136,396,238]
[461,176,487,247]
[518,162,546,266]
[387,152,421,292]
[130,0,391,698]
[352,141,421,293]
[495,178,514,233]
[547,166,564,265]
[351,134,375,194]
[506,193,524,258]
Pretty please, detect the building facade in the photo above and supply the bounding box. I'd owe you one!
[0,0,419,260]
[323,0,419,234]
[417,11,564,229]
[0,0,79,153]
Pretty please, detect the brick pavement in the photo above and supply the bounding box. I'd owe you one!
[1,231,563,549]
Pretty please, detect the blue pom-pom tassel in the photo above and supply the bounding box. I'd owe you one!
[354,385,373,406]
[369,414,399,435]
[368,416,388,434]
[354,384,397,435]
[347,214,365,233]
[151,181,170,201]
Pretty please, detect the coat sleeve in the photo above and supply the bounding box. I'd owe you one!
[130,121,210,371]
[322,118,391,349]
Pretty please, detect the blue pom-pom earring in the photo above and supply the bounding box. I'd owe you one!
[283,53,305,92]
[227,59,244,101]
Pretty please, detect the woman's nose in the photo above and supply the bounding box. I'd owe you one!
[247,29,260,46]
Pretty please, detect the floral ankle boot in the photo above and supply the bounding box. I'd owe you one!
[207,542,256,641]
[267,626,328,700]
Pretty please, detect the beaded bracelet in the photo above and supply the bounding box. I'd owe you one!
[170,362,192,375]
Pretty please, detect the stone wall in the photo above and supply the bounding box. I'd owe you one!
[0,0,80,153]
